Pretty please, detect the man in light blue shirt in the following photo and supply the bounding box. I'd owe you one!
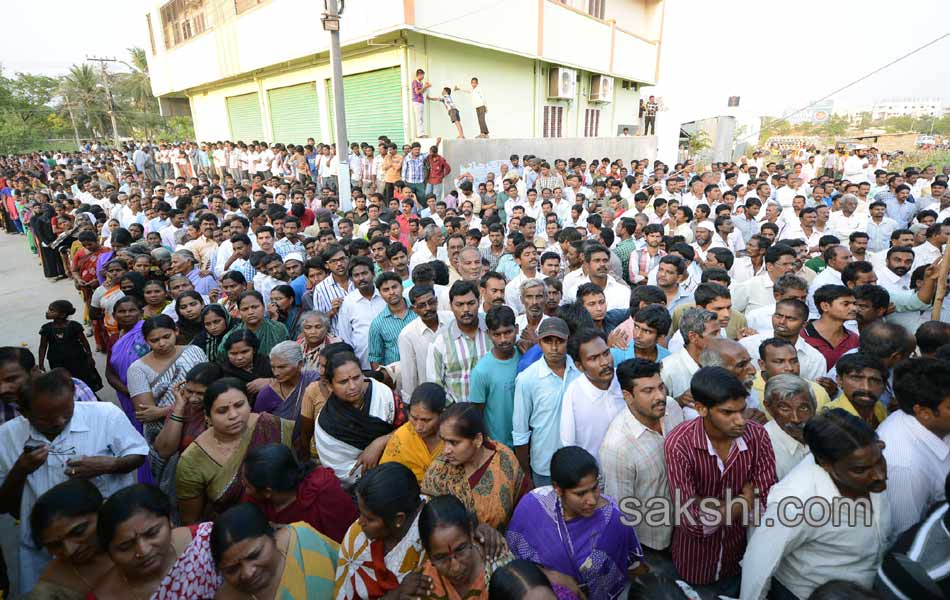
[885,184,918,228]
[512,317,581,487]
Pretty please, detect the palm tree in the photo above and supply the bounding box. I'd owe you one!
[117,47,161,138]
[61,64,107,137]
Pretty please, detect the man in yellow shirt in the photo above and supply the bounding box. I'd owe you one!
[824,352,888,429]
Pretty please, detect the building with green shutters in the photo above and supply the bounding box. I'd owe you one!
[145,0,665,145]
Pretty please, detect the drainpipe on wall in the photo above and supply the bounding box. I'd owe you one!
[400,33,412,142]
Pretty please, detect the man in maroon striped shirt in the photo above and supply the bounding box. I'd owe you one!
[664,366,777,595]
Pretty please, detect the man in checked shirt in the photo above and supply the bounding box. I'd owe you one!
[663,366,777,597]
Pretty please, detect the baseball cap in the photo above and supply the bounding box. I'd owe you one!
[538,317,569,340]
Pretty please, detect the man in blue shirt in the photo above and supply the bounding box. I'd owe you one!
[885,184,918,228]
[511,317,581,487]
[470,306,521,447]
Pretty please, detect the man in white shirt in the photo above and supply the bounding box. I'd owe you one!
[732,244,798,313]
[878,358,950,538]
[398,285,448,402]
[336,257,385,368]
[740,298,828,383]
[457,77,489,138]
[910,222,948,273]
[0,370,148,590]
[560,329,625,456]
[563,244,631,310]
[827,194,867,239]
[842,148,870,184]
[761,374,815,480]
[408,224,448,274]
[806,245,852,318]
[660,307,719,420]
[600,358,684,552]
[504,242,539,315]
[740,410,889,600]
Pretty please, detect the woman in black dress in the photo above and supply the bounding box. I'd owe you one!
[32,200,67,279]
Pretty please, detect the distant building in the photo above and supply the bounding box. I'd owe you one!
[143,0,666,144]
[870,98,944,121]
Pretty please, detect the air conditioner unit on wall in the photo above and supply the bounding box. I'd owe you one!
[547,67,577,100]
[589,74,614,103]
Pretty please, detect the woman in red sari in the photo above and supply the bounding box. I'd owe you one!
[70,231,110,352]
[242,443,357,543]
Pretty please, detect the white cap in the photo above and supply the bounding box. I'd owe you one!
[283,252,304,264]
[696,220,715,231]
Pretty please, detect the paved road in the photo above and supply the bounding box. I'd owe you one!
[0,232,117,405]
[0,232,120,597]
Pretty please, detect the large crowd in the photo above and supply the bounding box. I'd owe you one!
[0,137,948,600]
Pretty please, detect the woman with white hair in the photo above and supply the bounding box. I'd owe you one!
[255,341,319,448]
[295,311,339,371]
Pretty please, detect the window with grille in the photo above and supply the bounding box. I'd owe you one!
[160,0,212,50]
[587,0,605,19]
[543,106,564,138]
[584,108,600,137]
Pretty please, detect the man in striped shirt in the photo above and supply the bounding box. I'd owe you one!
[426,280,492,404]
[368,271,417,370]
[664,366,777,595]
[312,244,354,338]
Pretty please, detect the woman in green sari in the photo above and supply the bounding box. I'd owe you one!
[175,377,294,525]
[191,304,240,363]
[220,291,288,357]
[210,503,339,599]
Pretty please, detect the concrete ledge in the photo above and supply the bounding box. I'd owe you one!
[438,136,657,188]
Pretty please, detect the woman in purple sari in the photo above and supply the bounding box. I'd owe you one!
[105,295,154,483]
[505,446,644,600]
[254,341,318,451]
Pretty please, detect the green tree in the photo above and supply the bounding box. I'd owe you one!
[759,117,792,143]
[687,130,712,159]
[61,64,108,137]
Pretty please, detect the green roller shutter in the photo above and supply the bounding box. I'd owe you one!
[268,83,321,145]
[327,66,405,147]
[226,93,265,142]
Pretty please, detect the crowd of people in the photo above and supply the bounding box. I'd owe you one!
[0,137,948,600]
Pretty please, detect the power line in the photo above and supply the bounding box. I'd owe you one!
[735,31,950,149]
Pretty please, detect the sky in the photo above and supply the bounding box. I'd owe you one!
[651,0,950,120]
[2,0,948,119]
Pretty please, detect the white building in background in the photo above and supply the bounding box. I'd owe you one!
[870,98,944,120]
[143,0,665,146]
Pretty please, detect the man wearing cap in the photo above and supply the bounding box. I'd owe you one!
[512,317,581,487]
[283,253,307,305]
[691,220,715,265]
[842,147,869,184]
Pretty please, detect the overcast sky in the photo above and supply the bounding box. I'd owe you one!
[3,0,948,121]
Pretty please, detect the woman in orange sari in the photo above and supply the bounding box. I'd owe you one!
[422,403,531,531]
[70,231,110,352]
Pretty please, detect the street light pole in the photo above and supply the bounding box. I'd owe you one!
[323,0,352,211]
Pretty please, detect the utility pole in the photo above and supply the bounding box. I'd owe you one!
[322,0,352,211]
[63,93,82,150]
[86,56,120,148]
